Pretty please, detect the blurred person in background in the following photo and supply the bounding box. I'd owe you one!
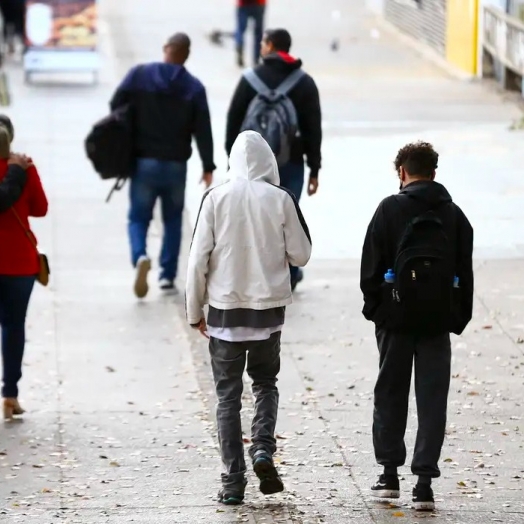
[226,28,322,291]
[235,0,266,67]
[0,0,26,55]
[0,114,48,421]
[110,33,216,299]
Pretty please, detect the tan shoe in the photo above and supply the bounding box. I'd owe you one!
[3,398,25,421]
[134,256,151,299]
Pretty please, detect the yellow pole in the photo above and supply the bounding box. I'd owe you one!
[446,0,479,75]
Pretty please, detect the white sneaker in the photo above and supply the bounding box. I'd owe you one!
[134,256,151,298]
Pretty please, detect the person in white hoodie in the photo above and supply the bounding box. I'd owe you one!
[186,131,311,505]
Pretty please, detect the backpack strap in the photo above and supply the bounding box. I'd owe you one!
[243,69,272,96]
[105,176,128,203]
[274,69,305,96]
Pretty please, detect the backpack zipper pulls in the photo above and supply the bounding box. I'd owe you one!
[391,289,400,302]
[411,270,416,281]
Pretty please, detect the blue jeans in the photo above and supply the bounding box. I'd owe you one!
[236,5,265,64]
[279,162,305,284]
[0,275,35,398]
[128,158,187,282]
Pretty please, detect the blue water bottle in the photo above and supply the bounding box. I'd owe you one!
[453,276,459,288]
[385,269,395,284]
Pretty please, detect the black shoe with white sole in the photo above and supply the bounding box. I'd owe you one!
[371,474,400,499]
[412,484,435,511]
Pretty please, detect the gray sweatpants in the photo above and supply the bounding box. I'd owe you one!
[209,332,281,492]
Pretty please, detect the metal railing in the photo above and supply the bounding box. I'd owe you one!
[483,5,524,76]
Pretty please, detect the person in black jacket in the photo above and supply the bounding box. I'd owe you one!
[110,33,216,298]
[0,156,30,212]
[360,141,473,512]
[225,28,321,290]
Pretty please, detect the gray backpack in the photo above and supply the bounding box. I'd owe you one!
[240,68,305,166]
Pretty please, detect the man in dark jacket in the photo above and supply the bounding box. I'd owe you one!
[225,28,322,290]
[0,155,30,212]
[360,141,473,512]
[110,33,216,299]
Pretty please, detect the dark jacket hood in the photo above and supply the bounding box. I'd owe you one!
[400,180,452,207]
[145,63,188,91]
[262,52,303,72]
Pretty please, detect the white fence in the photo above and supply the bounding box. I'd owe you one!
[483,5,524,76]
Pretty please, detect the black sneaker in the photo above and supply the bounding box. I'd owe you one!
[253,452,284,495]
[412,484,435,511]
[371,474,400,499]
[218,488,244,506]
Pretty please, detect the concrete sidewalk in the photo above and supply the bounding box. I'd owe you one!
[0,0,523,523]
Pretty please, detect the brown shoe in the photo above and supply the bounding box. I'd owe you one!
[134,256,151,299]
[3,398,25,421]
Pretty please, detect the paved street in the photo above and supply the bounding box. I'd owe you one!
[1,0,524,523]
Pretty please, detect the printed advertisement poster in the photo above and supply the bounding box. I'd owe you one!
[24,0,98,73]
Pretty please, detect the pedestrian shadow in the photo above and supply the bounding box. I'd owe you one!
[241,500,304,521]
[370,499,440,518]
[3,418,24,426]
[159,292,185,305]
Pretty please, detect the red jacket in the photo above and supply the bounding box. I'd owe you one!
[238,0,266,6]
[0,160,48,276]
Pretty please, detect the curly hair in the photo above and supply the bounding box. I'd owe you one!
[394,141,438,179]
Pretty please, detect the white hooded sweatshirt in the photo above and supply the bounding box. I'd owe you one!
[185,131,312,325]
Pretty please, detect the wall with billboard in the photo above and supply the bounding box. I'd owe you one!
[23,0,98,76]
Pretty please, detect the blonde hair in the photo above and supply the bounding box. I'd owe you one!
[0,125,10,159]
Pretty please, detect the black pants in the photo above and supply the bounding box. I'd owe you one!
[209,332,281,492]
[373,328,451,478]
[0,0,25,39]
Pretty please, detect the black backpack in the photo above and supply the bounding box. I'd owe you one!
[85,104,135,201]
[240,68,304,166]
[387,203,456,334]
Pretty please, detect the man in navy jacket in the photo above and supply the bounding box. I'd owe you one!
[110,33,216,298]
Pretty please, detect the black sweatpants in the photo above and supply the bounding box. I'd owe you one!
[373,328,451,478]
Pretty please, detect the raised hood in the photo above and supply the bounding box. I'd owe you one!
[228,131,280,185]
